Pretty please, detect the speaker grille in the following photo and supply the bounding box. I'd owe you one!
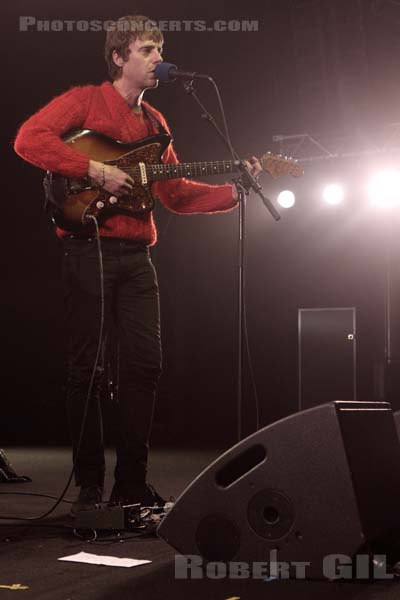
[247,489,294,540]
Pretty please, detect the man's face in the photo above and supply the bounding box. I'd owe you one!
[116,37,163,90]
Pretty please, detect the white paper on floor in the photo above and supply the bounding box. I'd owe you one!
[58,551,151,568]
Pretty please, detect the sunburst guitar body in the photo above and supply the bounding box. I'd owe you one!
[44,129,304,232]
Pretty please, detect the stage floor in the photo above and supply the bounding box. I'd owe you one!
[0,447,399,600]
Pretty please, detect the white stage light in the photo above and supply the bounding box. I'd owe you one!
[368,170,400,208]
[323,184,344,205]
[277,190,295,208]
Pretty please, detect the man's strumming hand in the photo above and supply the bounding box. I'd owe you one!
[89,160,134,196]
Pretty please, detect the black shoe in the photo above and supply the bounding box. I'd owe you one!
[71,485,104,516]
[108,482,165,508]
[0,449,32,483]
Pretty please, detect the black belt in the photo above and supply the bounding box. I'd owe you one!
[64,234,148,249]
[62,233,147,248]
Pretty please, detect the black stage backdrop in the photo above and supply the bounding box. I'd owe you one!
[2,0,400,446]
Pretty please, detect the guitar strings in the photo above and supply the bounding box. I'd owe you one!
[122,161,238,181]
[120,156,300,182]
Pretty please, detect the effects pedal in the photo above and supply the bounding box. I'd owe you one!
[74,501,174,533]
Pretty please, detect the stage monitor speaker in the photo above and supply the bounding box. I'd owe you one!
[158,401,400,579]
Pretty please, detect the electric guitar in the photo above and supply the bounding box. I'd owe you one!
[44,129,304,232]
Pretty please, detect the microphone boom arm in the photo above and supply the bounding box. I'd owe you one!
[182,80,281,221]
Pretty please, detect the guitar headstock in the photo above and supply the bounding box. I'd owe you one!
[260,152,304,179]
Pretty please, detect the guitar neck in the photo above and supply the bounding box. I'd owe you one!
[143,161,238,182]
[121,153,303,183]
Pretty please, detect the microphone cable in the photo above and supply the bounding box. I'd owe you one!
[0,216,106,521]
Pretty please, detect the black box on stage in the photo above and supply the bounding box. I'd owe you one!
[298,308,356,410]
[158,401,400,579]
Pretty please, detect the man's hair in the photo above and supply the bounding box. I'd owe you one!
[104,15,163,80]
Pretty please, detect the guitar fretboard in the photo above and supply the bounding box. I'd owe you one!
[145,161,237,181]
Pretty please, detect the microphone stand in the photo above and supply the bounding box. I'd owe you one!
[183,80,281,441]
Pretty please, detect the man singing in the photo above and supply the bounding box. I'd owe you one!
[14,14,261,515]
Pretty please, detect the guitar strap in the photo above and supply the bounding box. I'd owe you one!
[142,105,169,137]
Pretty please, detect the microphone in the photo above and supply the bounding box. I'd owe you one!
[155,62,212,82]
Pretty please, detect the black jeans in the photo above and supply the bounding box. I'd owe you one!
[62,236,162,488]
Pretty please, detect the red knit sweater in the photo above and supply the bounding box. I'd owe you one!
[14,81,237,245]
